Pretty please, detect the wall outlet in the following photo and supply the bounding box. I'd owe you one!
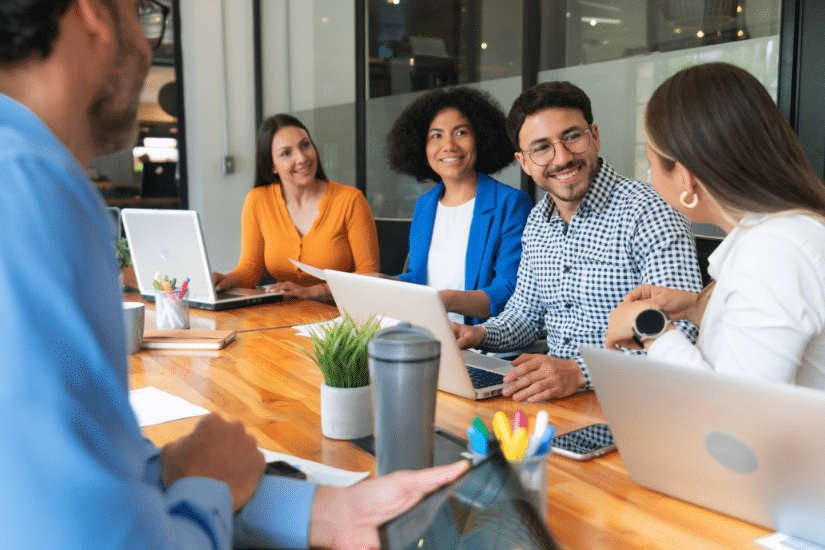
[223,155,235,175]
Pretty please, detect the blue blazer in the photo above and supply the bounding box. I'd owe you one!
[398,173,533,325]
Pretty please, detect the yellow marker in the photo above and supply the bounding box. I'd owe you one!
[507,427,529,461]
[493,411,511,448]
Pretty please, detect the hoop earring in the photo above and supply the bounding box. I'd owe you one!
[680,191,698,208]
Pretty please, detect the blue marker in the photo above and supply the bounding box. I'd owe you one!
[467,425,488,456]
[535,425,556,456]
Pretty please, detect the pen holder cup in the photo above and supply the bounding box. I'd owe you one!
[155,288,190,330]
[471,448,550,520]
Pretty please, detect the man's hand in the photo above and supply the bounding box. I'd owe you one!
[308,460,470,550]
[502,354,585,401]
[160,413,265,513]
[451,321,486,349]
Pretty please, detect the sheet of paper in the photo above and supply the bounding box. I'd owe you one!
[129,386,210,427]
[288,258,327,281]
[293,316,401,339]
[756,533,825,550]
[259,448,369,487]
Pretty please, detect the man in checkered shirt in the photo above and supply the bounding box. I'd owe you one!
[454,81,702,401]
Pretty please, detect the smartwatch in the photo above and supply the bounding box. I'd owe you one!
[632,308,671,347]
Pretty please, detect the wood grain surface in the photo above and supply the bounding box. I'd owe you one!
[127,293,771,549]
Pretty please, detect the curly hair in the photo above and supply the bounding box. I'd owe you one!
[385,87,515,183]
[1,1,72,64]
[506,81,593,151]
[254,114,329,188]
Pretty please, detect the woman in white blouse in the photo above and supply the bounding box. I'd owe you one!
[605,62,825,390]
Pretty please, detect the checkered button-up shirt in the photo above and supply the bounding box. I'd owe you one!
[481,160,702,389]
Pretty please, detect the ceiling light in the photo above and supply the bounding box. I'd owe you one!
[481,42,488,49]
[697,30,704,38]
[581,17,621,25]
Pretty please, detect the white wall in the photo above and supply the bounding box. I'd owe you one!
[179,0,261,271]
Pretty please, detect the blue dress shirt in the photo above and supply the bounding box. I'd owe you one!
[398,173,533,325]
[0,93,315,549]
[481,161,703,389]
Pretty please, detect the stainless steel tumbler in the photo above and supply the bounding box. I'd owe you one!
[368,322,441,476]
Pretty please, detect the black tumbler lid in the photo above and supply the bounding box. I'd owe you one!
[368,322,441,362]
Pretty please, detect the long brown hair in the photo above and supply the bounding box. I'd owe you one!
[645,62,825,217]
[254,114,329,188]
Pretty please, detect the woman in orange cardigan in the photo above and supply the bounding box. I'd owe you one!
[212,114,379,301]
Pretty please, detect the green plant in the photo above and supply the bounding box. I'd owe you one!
[296,313,383,388]
[115,238,132,270]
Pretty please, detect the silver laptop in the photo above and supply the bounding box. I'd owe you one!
[324,270,513,400]
[121,209,282,311]
[581,345,825,544]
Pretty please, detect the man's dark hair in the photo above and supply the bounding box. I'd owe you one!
[1,1,75,65]
[506,81,593,151]
[0,0,119,66]
[385,86,515,183]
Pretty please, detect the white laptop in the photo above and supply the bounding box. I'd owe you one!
[581,345,825,545]
[323,270,514,400]
[121,209,282,311]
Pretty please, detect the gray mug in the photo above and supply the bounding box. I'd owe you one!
[368,322,440,476]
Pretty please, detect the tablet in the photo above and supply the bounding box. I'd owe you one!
[378,450,560,549]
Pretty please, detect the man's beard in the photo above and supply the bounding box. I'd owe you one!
[88,24,150,156]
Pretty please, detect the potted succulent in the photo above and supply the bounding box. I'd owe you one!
[115,238,138,290]
[296,313,382,440]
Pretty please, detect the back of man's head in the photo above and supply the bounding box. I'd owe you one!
[0,1,76,66]
[506,81,593,150]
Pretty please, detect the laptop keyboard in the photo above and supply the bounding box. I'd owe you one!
[467,366,504,389]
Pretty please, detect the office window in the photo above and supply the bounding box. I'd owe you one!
[366,0,524,218]
[536,0,781,236]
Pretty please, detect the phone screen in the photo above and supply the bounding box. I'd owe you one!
[551,423,616,461]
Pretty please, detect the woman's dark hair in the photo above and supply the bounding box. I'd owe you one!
[645,62,825,216]
[506,81,593,151]
[254,114,329,188]
[0,0,114,65]
[385,87,514,183]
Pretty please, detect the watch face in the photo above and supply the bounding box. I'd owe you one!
[636,309,666,336]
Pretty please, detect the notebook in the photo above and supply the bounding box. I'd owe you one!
[121,209,282,311]
[323,270,514,400]
[141,329,237,350]
[580,345,825,545]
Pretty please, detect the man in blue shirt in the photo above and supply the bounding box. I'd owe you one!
[0,1,466,548]
[455,81,703,402]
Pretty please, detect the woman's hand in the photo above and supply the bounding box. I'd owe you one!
[267,281,331,302]
[623,284,701,323]
[605,299,662,350]
[212,271,241,292]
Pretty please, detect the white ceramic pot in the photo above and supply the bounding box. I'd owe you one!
[320,382,373,440]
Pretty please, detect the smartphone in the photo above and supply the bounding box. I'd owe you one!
[551,423,616,461]
[264,460,307,480]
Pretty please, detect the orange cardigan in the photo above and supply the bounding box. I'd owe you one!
[228,181,379,287]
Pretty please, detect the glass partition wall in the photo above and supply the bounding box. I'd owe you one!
[255,0,819,229]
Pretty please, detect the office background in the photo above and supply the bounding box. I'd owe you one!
[103,0,824,273]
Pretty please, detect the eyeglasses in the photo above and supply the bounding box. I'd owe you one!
[138,0,170,51]
[523,128,592,166]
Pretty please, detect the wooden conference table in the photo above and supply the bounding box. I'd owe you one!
[127,293,771,549]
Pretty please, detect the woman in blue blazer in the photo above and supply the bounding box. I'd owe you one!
[386,87,533,325]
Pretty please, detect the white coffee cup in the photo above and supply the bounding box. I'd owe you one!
[123,302,145,354]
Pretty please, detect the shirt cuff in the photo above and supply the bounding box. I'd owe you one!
[166,477,234,550]
[573,355,592,391]
[232,475,318,549]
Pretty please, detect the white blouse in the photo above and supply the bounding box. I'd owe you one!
[648,213,825,390]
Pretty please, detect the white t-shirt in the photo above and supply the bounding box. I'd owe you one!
[427,198,475,324]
